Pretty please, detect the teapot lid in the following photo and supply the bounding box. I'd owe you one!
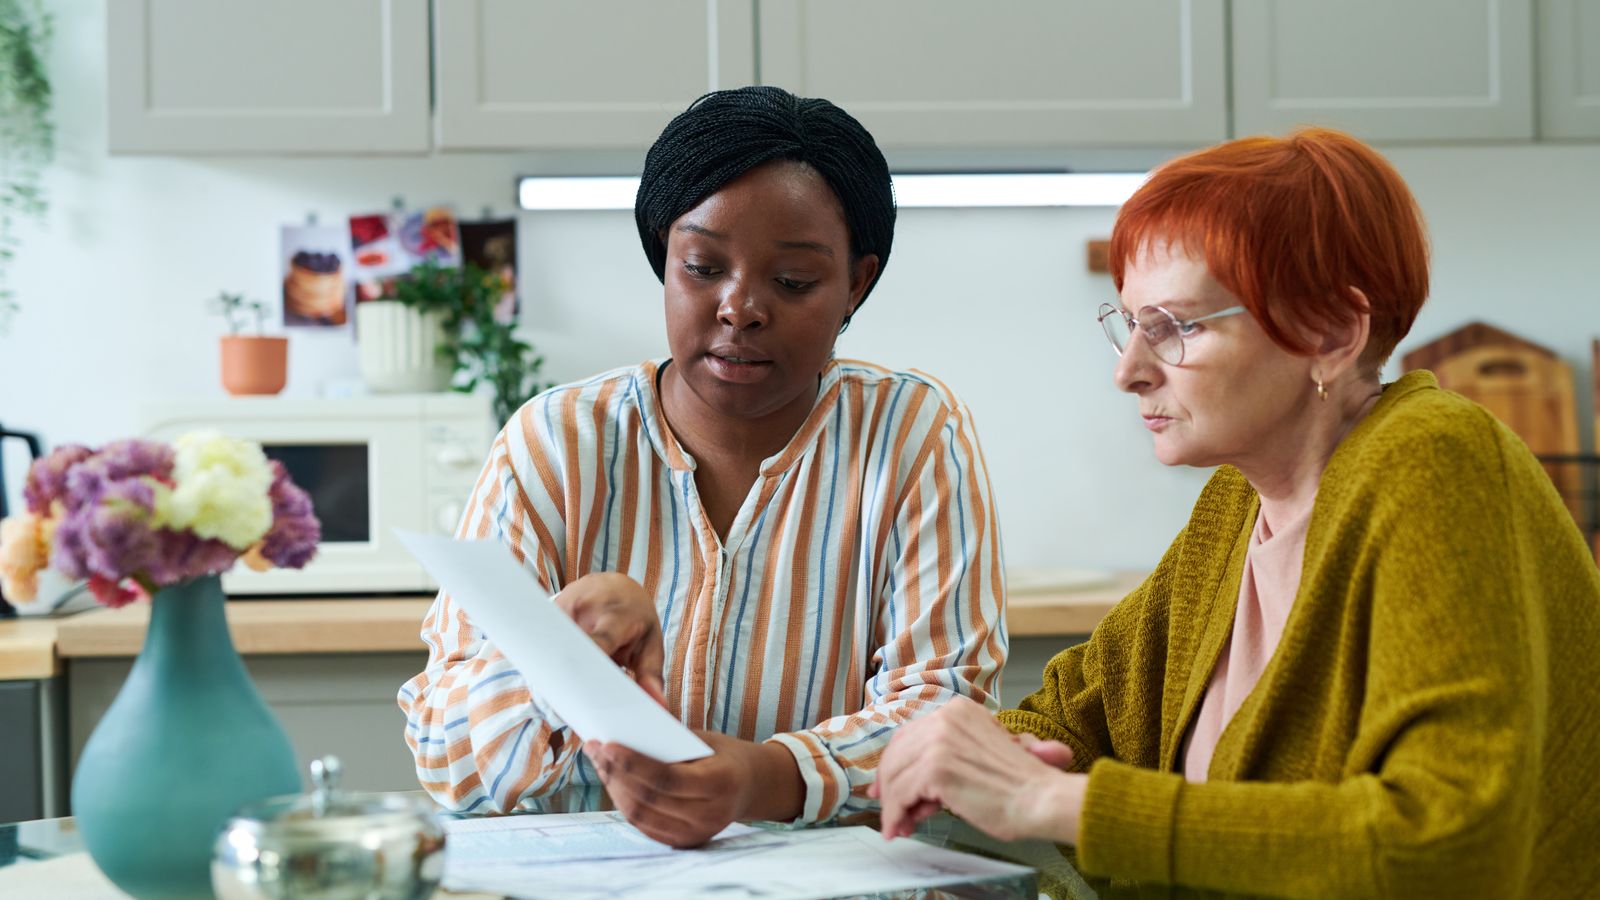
[227,755,436,832]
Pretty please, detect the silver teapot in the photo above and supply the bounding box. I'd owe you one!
[212,756,446,899]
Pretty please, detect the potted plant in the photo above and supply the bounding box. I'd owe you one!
[353,285,453,394]
[0,0,53,333]
[211,290,288,395]
[393,261,550,423]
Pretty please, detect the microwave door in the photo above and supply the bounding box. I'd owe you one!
[223,420,430,595]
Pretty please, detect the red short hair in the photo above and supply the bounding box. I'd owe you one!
[1109,127,1429,369]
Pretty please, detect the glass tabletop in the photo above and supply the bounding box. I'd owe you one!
[0,794,1107,900]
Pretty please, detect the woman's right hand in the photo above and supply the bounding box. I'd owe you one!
[553,572,667,706]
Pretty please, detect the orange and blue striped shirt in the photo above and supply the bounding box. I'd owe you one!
[398,358,1007,823]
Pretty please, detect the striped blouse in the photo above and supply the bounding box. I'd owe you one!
[398,357,1007,824]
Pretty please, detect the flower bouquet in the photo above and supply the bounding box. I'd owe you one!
[0,433,321,899]
[0,432,318,606]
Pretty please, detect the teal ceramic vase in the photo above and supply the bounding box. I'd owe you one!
[70,574,301,899]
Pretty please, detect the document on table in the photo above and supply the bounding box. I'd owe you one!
[441,811,1034,900]
[394,530,712,763]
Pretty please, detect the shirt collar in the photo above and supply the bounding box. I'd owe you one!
[634,357,846,476]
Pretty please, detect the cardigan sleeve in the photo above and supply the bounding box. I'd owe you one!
[997,530,1185,773]
[1075,414,1544,899]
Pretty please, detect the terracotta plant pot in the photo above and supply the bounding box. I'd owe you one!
[219,335,289,396]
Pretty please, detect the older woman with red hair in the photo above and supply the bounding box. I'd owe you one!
[872,128,1600,898]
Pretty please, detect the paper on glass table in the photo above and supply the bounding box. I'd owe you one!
[394,530,712,763]
[441,811,1034,900]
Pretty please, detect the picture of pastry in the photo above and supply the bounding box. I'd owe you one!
[279,224,353,329]
[284,250,347,324]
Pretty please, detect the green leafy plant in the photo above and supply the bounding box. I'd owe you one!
[393,262,549,423]
[208,291,269,336]
[0,0,53,331]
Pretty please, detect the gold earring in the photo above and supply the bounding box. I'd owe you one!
[1316,379,1328,402]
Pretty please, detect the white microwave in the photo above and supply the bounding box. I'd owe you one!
[139,394,494,595]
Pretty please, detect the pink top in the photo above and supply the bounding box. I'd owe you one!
[1181,504,1313,783]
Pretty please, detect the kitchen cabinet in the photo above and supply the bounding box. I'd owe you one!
[106,0,1600,155]
[69,654,428,796]
[1231,0,1536,142]
[432,0,757,150]
[106,0,430,154]
[756,0,1229,148]
[0,679,66,823]
[1538,0,1600,138]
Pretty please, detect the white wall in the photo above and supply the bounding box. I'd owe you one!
[2,0,1597,572]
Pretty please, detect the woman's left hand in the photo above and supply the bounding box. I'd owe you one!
[870,696,1087,844]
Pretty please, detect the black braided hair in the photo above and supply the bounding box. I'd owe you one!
[635,86,896,328]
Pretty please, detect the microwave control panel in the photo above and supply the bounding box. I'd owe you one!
[425,416,494,537]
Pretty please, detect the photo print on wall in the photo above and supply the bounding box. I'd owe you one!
[349,206,464,304]
[280,224,353,328]
[460,218,519,325]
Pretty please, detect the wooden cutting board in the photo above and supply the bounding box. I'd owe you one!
[1433,345,1582,522]
[1401,321,1554,373]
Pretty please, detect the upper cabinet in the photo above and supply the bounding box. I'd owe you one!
[432,0,756,150]
[1231,0,1535,142]
[1538,0,1600,138]
[107,0,431,154]
[756,0,1228,148]
[105,0,1600,154]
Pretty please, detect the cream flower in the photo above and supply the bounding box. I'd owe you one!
[0,512,48,602]
[151,431,274,550]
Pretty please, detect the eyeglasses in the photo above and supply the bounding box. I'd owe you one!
[1096,302,1248,366]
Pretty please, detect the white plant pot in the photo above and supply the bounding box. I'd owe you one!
[355,301,453,393]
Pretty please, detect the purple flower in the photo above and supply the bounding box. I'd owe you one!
[83,504,161,581]
[145,529,240,586]
[91,439,174,482]
[23,445,93,514]
[258,461,320,570]
[49,512,94,580]
[60,441,173,512]
[45,445,169,586]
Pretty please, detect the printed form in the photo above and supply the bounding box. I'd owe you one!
[442,811,1032,899]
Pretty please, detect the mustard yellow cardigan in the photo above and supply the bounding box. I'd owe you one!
[1001,371,1600,899]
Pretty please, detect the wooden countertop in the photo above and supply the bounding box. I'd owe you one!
[52,597,435,659]
[0,617,63,680]
[1007,571,1143,637]
[0,573,1143,679]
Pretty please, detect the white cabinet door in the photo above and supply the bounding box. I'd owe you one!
[433,0,757,150]
[107,0,430,154]
[1232,0,1535,142]
[1539,0,1600,138]
[756,0,1227,148]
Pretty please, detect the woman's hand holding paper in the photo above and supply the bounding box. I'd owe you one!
[585,731,804,848]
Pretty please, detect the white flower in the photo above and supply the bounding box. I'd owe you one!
[152,431,274,550]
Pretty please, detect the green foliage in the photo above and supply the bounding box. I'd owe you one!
[208,291,268,336]
[0,0,53,331]
[393,262,549,423]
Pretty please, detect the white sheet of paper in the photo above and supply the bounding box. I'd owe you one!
[440,812,1035,900]
[395,530,712,763]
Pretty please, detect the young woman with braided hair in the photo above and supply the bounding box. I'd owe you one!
[400,86,1007,846]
